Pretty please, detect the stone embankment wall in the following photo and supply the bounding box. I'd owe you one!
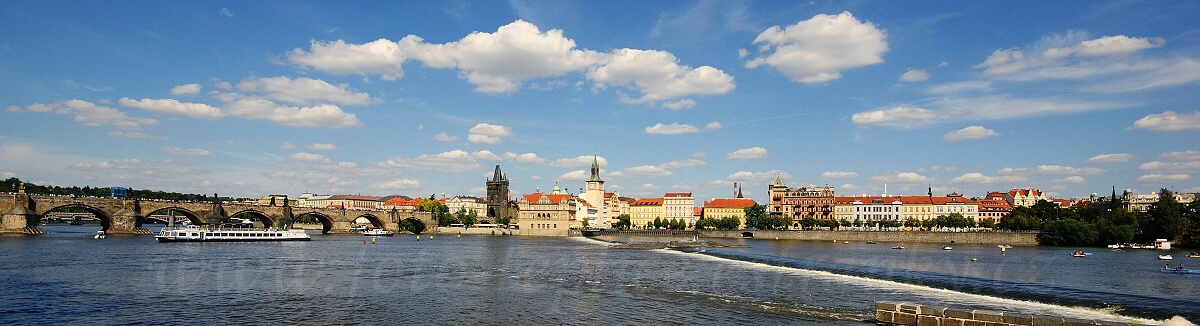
[432,226,514,236]
[874,301,1150,326]
[699,230,1039,246]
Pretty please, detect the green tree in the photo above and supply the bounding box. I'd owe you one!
[653,217,663,229]
[615,214,631,229]
[800,216,817,230]
[903,217,921,230]
[743,204,767,229]
[1039,219,1098,246]
[977,218,996,229]
[1139,189,1188,243]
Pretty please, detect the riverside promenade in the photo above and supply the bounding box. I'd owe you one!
[589,229,1040,246]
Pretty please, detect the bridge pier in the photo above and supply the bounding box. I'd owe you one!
[109,203,152,235]
[1,194,44,235]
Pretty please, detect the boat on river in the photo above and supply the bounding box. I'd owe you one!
[943,246,952,250]
[891,245,906,250]
[363,229,394,236]
[1188,252,1200,258]
[1072,251,1087,257]
[1158,254,1173,260]
[1160,268,1199,274]
[155,225,310,242]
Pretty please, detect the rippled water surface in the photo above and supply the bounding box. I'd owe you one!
[1,225,1196,325]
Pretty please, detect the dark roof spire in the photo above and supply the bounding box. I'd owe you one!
[491,164,506,182]
[588,155,603,182]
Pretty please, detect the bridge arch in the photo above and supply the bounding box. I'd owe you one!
[229,209,274,228]
[43,203,110,231]
[399,217,427,234]
[143,207,201,225]
[353,213,384,229]
[296,212,334,234]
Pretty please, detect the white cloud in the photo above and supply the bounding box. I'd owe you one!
[379,150,482,172]
[162,147,212,157]
[218,8,232,18]
[899,69,929,82]
[724,147,767,160]
[588,48,735,105]
[705,121,722,130]
[288,39,406,81]
[977,34,1164,77]
[279,142,296,150]
[744,11,888,85]
[645,123,700,135]
[171,83,202,96]
[236,76,373,106]
[997,165,1105,175]
[616,165,672,178]
[660,159,705,169]
[467,123,514,144]
[1087,153,1135,164]
[549,155,606,168]
[851,106,941,127]
[952,172,1028,185]
[725,170,791,182]
[1055,176,1086,184]
[401,20,604,94]
[1136,174,1191,183]
[505,152,545,165]
[21,100,159,131]
[821,171,858,179]
[555,170,589,182]
[434,132,457,142]
[927,81,991,94]
[309,143,337,151]
[943,125,1000,141]
[852,95,1128,129]
[1139,161,1200,173]
[372,179,422,190]
[289,152,331,164]
[1159,150,1200,162]
[662,99,697,110]
[119,97,224,120]
[1129,110,1200,132]
[221,97,361,128]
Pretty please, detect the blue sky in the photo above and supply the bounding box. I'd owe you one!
[2,1,1199,202]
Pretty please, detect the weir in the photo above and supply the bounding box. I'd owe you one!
[874,301,1153,326]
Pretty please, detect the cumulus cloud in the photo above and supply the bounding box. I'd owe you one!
[821,171,858,179]
[221,97,361,128]
[161,147,212,157]
[555,170,590,182]
[236,76,374,106]
[977,34,1164,77]
[997,165,1105,175]
[588,48,735,105]
[614,165,673,178]
[289,152,331,164]
[309,143,337,151]
[434,132,457,142]
[1137,174,1191,183]
[1129,110,1200,132]
[379,150,482,172]
[943,125,1000,141]
[952,172,1028,184]
[118,97,224,120]
[19,100,159,131]
[724,147,767,160]
[705,121,722,130]
[505,152,545,165]
[401,20,604,94]
[1055,176,1086,184]
[645,123,700,135]
[1087,153,1135,164]
[726,170,791,182]
[851,106,942,127]
[373,179,422,190]
[744,11,888,85]
[467,123,513,144]
[288,39,406,81]
[171,83,202,96]
[662,99,696,110]
[899,69,929,82]
[549,155,606,168]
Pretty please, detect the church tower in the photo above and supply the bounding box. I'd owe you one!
[486,164,511,221]
[584,155,606,226]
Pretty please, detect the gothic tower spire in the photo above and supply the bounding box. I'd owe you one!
[588,155,602,182]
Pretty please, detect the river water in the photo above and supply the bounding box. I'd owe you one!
[0,225,1196,325]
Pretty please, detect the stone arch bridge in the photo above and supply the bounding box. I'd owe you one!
[0,193,436,236]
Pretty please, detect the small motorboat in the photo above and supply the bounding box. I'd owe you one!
[1072,251,1086,257]
[94,231,106,239]
[891,245,906,250]
[943,246,952,250]
[1161,268,1199,274]
[866,241,876,244]
[1187,252,1200,258]
[1158,254,1174,260]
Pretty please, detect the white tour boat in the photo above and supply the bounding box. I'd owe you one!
[155,225,310,242]
[363,229,395,236]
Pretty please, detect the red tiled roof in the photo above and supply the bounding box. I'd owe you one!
[632,198,664,206]
[664,192,692,197]
[978,199,1012,210]
[1008,189,1043,197]
[523,193,573,204]
[704,198,757,209]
